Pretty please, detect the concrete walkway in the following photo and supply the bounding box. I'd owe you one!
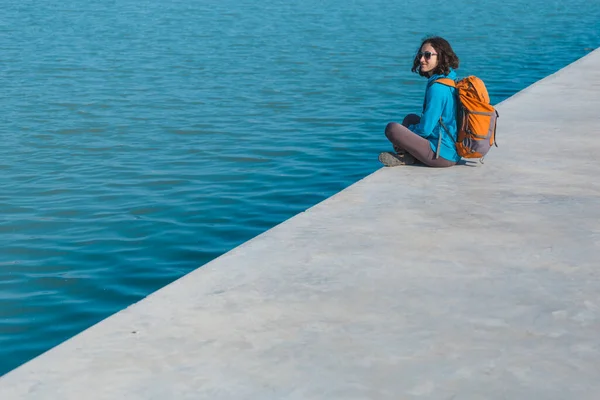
[2,49,600,399]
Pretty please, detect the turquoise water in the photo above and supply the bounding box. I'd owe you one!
[1,0,599,375]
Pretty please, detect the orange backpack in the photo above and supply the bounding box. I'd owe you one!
[435,76,499,161]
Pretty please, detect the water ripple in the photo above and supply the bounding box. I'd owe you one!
[1,0,599,375]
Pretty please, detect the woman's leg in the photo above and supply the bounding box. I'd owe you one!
[393,114,421,153]
[383,122,456,168]
[402,114,421,127]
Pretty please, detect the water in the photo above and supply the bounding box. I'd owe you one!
[1,0,599,375]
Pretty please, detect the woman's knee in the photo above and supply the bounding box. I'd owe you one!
[402,114,420,127]
[385,122,402,140]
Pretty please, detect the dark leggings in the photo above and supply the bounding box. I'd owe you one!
[385,114,456,168]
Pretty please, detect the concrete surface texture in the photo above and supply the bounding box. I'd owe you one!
[2,49,600,399]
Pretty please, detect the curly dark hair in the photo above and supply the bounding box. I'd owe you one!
[411,36,460,77]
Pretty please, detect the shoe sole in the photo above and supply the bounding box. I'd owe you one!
[378,152,415,167]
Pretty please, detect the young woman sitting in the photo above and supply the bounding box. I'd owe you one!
[379,36,461,168]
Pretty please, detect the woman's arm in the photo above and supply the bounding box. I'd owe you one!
[408,84,449,139]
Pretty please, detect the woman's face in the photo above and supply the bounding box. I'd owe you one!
[418,43,439,76]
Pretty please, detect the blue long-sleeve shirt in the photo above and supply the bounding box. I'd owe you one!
[408,69,461,162]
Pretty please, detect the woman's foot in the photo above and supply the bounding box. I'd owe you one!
[378,151,416,166]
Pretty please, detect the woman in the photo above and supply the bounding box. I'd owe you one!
[379,36,461,167]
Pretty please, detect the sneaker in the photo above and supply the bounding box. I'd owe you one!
[378,151,415,167]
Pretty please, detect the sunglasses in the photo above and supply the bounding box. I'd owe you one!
[417,51,438,60]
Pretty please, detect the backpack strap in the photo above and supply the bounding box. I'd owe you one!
[434,78,456,88]
[493,110,499,147]
[423,78,457,111]
[437,118,449,159]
